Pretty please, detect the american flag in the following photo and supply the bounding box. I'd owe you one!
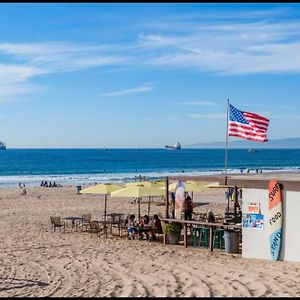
[228,104,269,142]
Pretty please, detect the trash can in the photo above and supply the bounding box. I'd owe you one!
[224,230,240,253]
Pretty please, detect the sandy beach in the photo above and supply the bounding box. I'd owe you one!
[0,185,300,297]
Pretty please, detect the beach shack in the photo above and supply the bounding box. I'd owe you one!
[167,173,300,262]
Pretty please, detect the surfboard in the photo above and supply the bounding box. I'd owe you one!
[268,179,283,261]
[175,181,185,220]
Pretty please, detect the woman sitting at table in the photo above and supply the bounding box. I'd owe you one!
[139,215,150,240]
[149,214,162,240]
[127,214,138,240]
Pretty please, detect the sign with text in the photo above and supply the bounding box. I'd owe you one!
[248,202,260,214]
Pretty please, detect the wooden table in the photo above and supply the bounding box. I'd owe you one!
[160,218,241,252]
[106,213,124,221]
[62,216,81,228]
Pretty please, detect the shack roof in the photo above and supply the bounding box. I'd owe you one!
[168,172,300,191]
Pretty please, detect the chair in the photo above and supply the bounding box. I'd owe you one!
[119,217,129,237]
[87,221,106,238]
[50,216,66,232]
[76,214,91,232]
[193,226,210,248]
[213,228,224,249]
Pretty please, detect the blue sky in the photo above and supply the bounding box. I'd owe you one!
[1,3,300,148]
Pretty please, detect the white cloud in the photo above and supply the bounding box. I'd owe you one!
[0,83,45,102]
[0,64,46,84]
[101,83,154,97]
[0,42,127,73]
[134,9,300,74]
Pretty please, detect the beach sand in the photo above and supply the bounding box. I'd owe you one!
[0,185,299,297]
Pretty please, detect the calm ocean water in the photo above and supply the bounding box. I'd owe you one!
[0,148,299,187]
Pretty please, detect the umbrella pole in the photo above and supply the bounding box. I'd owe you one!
[138,197,141,222]
[148,196,151,216]
[104,194,107,222]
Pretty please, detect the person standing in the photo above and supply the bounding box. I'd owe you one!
[184,195,193,220]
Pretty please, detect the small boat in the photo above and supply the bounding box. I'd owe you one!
[248,149,258,153]
[0,141,6,150]
[165,142,181,150]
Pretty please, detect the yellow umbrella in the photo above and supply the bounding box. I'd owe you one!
[110,184,165,220]
[80,183,124,221]
[125,180,165,188]
[160,180,211,193]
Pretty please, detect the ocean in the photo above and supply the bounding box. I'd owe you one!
[0,148,300,187]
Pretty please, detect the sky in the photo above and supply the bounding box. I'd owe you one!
[1,3,300,148]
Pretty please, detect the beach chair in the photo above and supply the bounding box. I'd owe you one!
[50,216,66,232]
[87,221,106,238]
[76,213,92,232]
[120,217,129,237]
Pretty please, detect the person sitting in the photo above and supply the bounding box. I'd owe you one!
[41,181,44,187]
[139,215,150,240]
[149,214,162,240]
[207,211,216,223]
[49,182,53,187]
[127,214,138,240]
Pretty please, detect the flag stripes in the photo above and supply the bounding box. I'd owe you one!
[228,104,269,142]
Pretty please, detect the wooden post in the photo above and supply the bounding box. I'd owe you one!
[184,223,188,248]
[104,194,107,222]
[234,186,238,223]
[165,177,169,219]
[209,226,213,252]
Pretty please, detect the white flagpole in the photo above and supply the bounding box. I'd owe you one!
[224,99,230,185]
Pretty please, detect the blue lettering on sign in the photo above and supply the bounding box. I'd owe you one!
[270,229,282,261]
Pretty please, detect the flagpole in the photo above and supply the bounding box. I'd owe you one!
[224,98,230,185]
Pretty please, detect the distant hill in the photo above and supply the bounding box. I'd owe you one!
[187,137,300,149]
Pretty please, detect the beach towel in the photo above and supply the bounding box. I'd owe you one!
[175,181,185,220]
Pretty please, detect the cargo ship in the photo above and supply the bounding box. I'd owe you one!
[0,141,6,150]
[165,142,181,150]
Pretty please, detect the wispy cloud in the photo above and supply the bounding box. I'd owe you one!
[101,83,154,97]
[176,101,217,106]
[189,113,226,119]
[0,42,127,74]
[0,6,300,104]
[0,41,128,101]
[135,8,300,74]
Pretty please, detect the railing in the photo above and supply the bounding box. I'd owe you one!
[160,218,241,252]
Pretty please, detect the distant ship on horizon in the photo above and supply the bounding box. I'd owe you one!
[0,141,6,150]
[165,142,181,150]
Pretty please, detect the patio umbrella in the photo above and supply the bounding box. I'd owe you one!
[110,184,165,221]
[125,180,165,187]
[160,180,211,193]
[125,181,164,213]
[80,183,124,222]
